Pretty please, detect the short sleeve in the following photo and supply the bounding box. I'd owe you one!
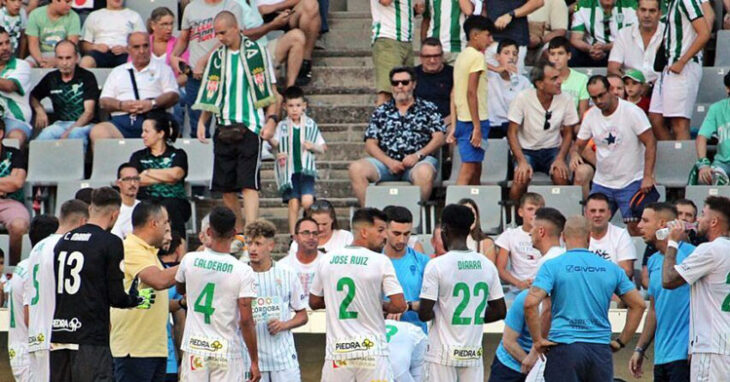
[9,148,26,171]
[309,257,324,296]
[82,72,100,100]
[30,72,52,101]
[615,267,636,295]
[681,0,704,21]
[503,296,525,332]
[698,103,720,138]
[549,0,569,29]
[629,105,651,136]
[419,261,439,300]
[507,91,528,124]
[238,265,257,298]
[467,50,486,74]
[128,150,143,170]
[123,242,159,279]
[100,68,119,99]
[25,10,39,37]
[487,262,505,300]
[578,79,590,101]
[494,229,512,251]
[181,6,192,30]
[68,11,81,36]
[171,149,188,176]
[576,115,594,140]
[616,229,637,262]
[675,246,716,285]
[174,256,187,283]
[571,8,587,32]
[288,270,307,311]
[382,258,404,297]
[157,64,179,95]
[425,102,445,133]
[364,108,384,141]
[532,260,555,294]
[7,60,31,96]
[646,256,659,297]
[562,96,580,126]
[80,12,96,42]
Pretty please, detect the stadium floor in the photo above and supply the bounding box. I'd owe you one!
[0,333,654,381]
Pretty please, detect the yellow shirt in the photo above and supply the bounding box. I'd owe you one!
[454,46,488,122]
[110,234,169,358]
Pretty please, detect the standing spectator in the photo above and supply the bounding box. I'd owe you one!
[547,36,589,117]
[696,72,730,185]
[459,198,497,262]
[287,199,353,256]
[279,217,321,298]
[194,11,279,232]
[484,0,544,71]
[349,67,445,205]
[129,112,190,238]
[0,120,28,266]
[112,163,140,240]
[526,0,568,64]
[507,61,578,203]
[0,28,31,148]
[371,0,415,106]
[79,0,145,68]
[623,69,650,113]
[607,73,626,99]
[524,216,645,381]
[31,40,98,151]
[414,38,453,125]
[91,31,179,142]
[584,192,637,278]
[25,0,80,68]
[0,0,27,57]
[488,38,532,138]
[569,0,637,67]
[607,0,663,86]
[571,75,656,235]
[649,0,710,140]
[421,0,469,62]
[110,201,176,382]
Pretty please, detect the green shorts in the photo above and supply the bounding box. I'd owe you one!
[372,38,414,94]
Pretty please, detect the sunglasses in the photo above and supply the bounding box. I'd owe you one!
[391,79,411,87]
[543,110,552,130]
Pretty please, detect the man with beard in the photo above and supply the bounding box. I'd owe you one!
[111,163,141,239]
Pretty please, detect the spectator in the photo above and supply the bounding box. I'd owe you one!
[279,217,321,298]
[459,198,496,262]
[256,0,320,85]
[0,0,27,57]
[569,0,637,67]
[371,0,415,105]
[0,120,28,266]
[129,111,190,238]
[571,75,656,235]
[547,36,589,117]
[91,31,179,142]
[649,0,710,141]
[287,199,353,256]
[0,29,30,149]
[584,192,637,278]
[623,69,650,113]
[532,207,567,265]
[414,38,453,125]
[696,72,730,185]
[79,0,145,68]
[488,38,532,138]
[420,0,469,62]
[526,0,568,65]
[450,16,492,185]
[270,86,326,236]
[607,73,626,99]
[484,0,544,71]
[383,206,430,332]
[170,0,244,139]
[31,40,98,151]
[110,201,176,382]
[607,0,663,85]
[349,66,445,205]
[507,61,578,203]
[111,163,140,240]
[26,0,80,68]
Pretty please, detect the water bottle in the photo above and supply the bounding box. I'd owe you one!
[655,221,698,240]
[509,72,520,88]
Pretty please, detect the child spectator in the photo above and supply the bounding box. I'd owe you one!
[623,69,650,113]
[271,86,326,236]
[487,38,532,139]
[0,0,27,57]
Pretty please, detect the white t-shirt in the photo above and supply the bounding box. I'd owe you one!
[495,226,543,280]
[277,253,321,303]
[589,223,637,265]
[8,259,29,358]
[111,200,140,240]
[487,71,532,126]
[537,245,566,269]
[0,57,31,122]
[23,234,62,353]
[175,248,257,359]
[675,237,730,355]
[508,88,580,150]
[608,23,664,84]
[310,245,403,360]
[385,319,427,381]
[81,8,145,47]
[100,61,179,117]
[577,99,651,189]
[420,250,504,367]
[287,229,353,257]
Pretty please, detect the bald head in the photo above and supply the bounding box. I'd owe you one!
[127,31,149,44]
[563,216,591,249]
[214,11,238,28]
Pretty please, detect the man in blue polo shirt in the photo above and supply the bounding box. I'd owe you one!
[489,289,538,382]
[524,215,646,382]
[631,202,692,381]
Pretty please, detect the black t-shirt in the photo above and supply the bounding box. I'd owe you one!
[31,66,99,123]
[0,145,26,202]
[485,0,529,46]
[52,224,137,346]
[130,145,188,200]
[414,64,453,118]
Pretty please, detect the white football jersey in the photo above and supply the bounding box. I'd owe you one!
[310,245,403,360]
[386,319,427,382]
[420,249,504,366]
[175,249,257,359]
[23,234,62,353]
[674,237,730,355]
[277,252,321,305]
[8,259,30,356]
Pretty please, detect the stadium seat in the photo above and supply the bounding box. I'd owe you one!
[691,103,710,130]
[3,138,19,149]
[365,185,423,232]
[0,234,8,259]
[54,180,111,216]
[177,139,214,186]
[717,31,730,66]
[27,140,85,185]
[697,67,728,104]
[684,185,730,209]
[528,185,583,217]
[445,185,502,234]
[655,141,696,187]
[444,139,509,186]
[90,139,146,182]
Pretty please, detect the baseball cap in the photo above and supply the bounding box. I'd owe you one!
[623,69,646,84]
[628,186,660,221]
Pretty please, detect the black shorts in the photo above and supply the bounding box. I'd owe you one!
[262,12,291,31]
[88,51,129,68]
[654,359,690,382]
[50,344,114,382]
[211,126,262,192]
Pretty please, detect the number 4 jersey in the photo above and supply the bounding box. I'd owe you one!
[419,249,504,367]
[310,245,404,361]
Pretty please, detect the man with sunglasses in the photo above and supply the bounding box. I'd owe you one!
[112,162,141,239]
[507,60,579,203]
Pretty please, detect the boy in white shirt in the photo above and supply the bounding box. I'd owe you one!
[79,0,145,68]
[487,38,532,138]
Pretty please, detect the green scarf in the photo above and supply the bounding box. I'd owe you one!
[274,115,321,193]
[192,35,275,114]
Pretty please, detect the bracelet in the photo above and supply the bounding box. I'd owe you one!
[615,338,626,349]
[667,240,679,249]
[634,346,645,354]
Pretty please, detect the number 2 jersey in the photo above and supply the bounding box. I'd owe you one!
[51,224,138,345]
[419,249,504,367]
[175,248,257,359]
[310,245,403,361]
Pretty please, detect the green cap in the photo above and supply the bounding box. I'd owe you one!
[623,69,646,84]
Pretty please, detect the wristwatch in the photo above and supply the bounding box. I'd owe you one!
[508,10,516,18]
[614,338,626,349]
[150,99,157,108]
[417,153,425,160]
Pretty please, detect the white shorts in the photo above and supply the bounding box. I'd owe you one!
[424,361,483,382]
[649,60,702,119]
[261,366,301,382]
[9,346,30,382]
[321,356,393,382]
[180,352,249,382]
[690,353,730,382]
[29,350,50,381]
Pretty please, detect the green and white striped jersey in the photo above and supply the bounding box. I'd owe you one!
[663,0,704,64]
[424,0,466,53]
[370,0,414,43]
[571,0,637,44]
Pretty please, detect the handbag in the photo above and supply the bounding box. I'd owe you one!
[653,40,667,73]
[217,123,247,144]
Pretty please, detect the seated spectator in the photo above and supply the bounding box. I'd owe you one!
[488,38,532,138]
[0,0,27,57]
[548,36,589,117]
[79,0,145,68]
[111,162,141,239]
[26,0,80,68]
[90,31,179,142]
[607,73,626,99]
[256,0,320,84]
[607,0,662,86]
[414,38,453,126]
[507,61,578,203]
[569,0,637,67]
[526,0,568,65]
[31,40,98,151]
[584,192,637,278]
[484,0,543,71]
[459,198,496,262]
[623,69,650,113]
[0,28,31,147]
[129,111,191,238]
[0,120,28,266]
[288,199,352,256]
[370,0,415,105]
[349,67,445,206]
[420,0,469,63]
[696,72,730,185]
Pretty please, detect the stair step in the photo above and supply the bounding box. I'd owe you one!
[308,105,374,124]
[313,56,372,67]
[308,93,375,106]
[309,66,374,88]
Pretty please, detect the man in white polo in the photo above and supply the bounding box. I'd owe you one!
[607,0,663,86]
